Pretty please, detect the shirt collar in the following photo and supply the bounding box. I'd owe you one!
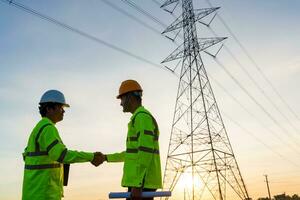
[42,117,55,125]
[130,106,144,120]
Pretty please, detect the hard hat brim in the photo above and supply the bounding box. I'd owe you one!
[39,101,70,107]
[63,103,70,108]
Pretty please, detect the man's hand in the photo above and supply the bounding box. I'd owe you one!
[131,187,142,200]
[91,152,105,167]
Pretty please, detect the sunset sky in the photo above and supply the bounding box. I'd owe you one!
[1,0,300,199]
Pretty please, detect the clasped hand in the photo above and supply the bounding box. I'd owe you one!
[91,152,106,167]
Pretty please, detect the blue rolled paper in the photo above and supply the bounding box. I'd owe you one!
[109,191,171,199]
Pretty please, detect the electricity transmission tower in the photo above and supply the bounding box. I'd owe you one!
[161,0,251,200]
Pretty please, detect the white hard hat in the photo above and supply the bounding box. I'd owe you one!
[39,89,70,107]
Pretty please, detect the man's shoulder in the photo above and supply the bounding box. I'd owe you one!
[133,106,152,118]
[131,109,154,127]
[33,118,56,134]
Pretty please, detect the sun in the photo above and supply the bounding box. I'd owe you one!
[178,173,202,189]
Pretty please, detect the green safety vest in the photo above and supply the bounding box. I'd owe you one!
[22,117,94,200]
[107,106,162,189]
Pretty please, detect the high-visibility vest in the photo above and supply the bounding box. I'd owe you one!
[22,117,94,200]
[107,106,162,189]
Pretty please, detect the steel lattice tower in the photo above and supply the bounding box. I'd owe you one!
[161,0,251,200]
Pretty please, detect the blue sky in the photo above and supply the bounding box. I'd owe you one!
[1,0,300,199]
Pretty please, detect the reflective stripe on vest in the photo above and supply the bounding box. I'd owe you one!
[25,126,60,157]
[126,147,159,154]
[144,130,159,141]
[131,111,159,138]
[127,130,158,142]
[25,139,59,157]
[24,123,52,157]
[35,123,52,152]
[23,124,64,171]
[26,151,48,156]
[57,148,67,163]
[25,163,61,170]
[127,132,140,142]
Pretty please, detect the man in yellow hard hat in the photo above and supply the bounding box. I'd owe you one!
[104,80,162,200]
[22,89,104,200]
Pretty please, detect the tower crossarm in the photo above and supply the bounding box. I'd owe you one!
[161,37,227,63]
[194,7,220,23]
[161,0,179,9]
[162,7,220,34]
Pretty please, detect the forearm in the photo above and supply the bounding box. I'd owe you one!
[106,151,125,162]
[62,150,94,164]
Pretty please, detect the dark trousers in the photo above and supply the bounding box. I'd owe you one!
[127,187,156,200]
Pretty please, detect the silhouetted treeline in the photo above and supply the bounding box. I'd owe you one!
[257,193,300,200]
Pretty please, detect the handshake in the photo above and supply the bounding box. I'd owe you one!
[91,152,106,167]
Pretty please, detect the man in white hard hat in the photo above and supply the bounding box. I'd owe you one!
[22,89,105,200]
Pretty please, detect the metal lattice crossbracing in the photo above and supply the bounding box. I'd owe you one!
[161,0,251,200]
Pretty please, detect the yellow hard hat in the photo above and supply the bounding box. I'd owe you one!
[117,79,143,99]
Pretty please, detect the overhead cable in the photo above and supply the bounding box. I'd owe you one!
[120,0,183,41]
[221,111,300,168]
[208,27,300,140]
[208,74,300,155]
[153,0,300,159]
[101,0,162,35]
[214,58,300,148]
[121,0,168,27]
[151,0,163,7]
[206,0,300,122]
[3,0,299,170]
[0,0,169,73]
[101,0,180,46]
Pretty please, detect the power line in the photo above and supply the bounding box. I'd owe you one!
[151,0,163,7]
[120,0,184,41]
[207,23,300,142]
[208,74,300,155]
[139,0,300,137]
[121,0,168,28]
[4,0,300,172]
[221,111,300,168]
[121,0,185,41]
[152,1,300,143]
[154,0,299,143]
[270,170,300,175]
[102,0,300,164]
[101,0,162,35]
[206,0,300,123]
[162,1,250,199]
[213,58,300,149]
[0,0,169,73]
[100,0,180,46]
[156,0,300,169]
